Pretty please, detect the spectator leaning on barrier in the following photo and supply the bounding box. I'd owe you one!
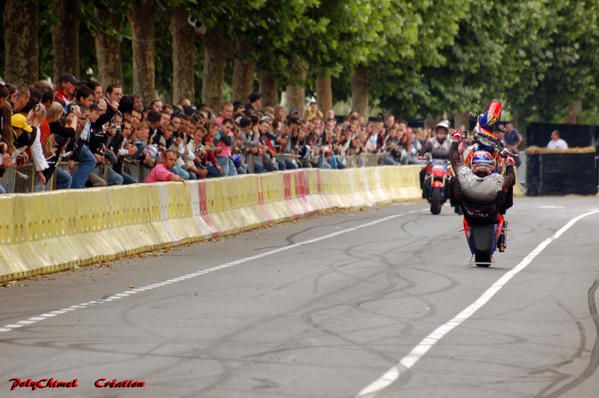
[132,95,144,113]
[87,80,103,104]
[144,149,184,183]
[215,102,233,127]
[304,100,323,122]
[215,118,237,176]
[0,85,11,150]
[0,85,13,193]
[106,84,123,110]
[71,103,102,188]
[245,92,262,115]
[11,107,49,186]
[54,74,79,108]
[74,85,95,111]
[41,101,74,189]
[150,99,163,113]
[546,130,568,150]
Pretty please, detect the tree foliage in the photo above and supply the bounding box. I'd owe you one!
[1,0,599,123]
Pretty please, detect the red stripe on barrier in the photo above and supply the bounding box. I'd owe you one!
[317,169,322,193]
[303,170,310,195]
[283,173,292,200]
[198,181,207,215]
[257,175,264,204]
[294,170,304,197]
[198,180,219,239]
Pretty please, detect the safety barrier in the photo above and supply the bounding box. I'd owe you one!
[0,165,421,282]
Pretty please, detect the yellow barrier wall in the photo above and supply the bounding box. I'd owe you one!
[0,166,421,282]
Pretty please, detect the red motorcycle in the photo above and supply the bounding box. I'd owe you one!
[422,158,453,215]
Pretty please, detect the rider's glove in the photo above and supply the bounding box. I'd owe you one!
[451,129,463,142]
[468,111,478,120]
[505,156,515,167]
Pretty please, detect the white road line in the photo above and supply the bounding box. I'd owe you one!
[356,209,599,398]
[0,208,424,334]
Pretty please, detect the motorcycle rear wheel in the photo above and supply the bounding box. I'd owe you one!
[430,187,442,215]
[475,251,492,267]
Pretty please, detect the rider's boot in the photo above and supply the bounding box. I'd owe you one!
[497,220,507,252]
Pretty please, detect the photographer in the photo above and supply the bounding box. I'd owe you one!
[10,102,50,187]
[42,101,76,189]
[84,95,122,186]
[111,118,139,184]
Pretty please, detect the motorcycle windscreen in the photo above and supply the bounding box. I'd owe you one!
[469,224,497,253]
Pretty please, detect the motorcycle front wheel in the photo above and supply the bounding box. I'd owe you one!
[430,187,442,215]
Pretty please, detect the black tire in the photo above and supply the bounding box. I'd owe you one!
[475,251,492,267]
[430,187,442,215]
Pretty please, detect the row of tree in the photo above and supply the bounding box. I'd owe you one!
[2,0,599,124]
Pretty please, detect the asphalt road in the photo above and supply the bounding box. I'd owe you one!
[1,196,598,398]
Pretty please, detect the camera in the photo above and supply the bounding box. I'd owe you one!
[67,104,80,115]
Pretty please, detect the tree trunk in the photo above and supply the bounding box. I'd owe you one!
[91,8,123,87]
[170,6,195,104]
[128,0,156,106]
[315,73,333,113]
[51,0,81,81]
[202,29,229,110]
[232,59,255,103]
[3,0,39,85]
[351,63,369,118]
[566,101,582,124]
[285,58,307,116]
[258,70,279,107]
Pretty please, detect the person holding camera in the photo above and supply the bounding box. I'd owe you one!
[41,101,76,189]
[10,101,50,187]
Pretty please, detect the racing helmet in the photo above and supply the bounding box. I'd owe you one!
[474,125,499,152]
[434,119,450,142]
[471,150,495,177]
[477,101,503,130]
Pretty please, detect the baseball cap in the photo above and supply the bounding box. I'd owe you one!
[58,74,80,85]
[11,113,33,133]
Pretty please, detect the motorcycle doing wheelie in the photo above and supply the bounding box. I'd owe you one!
[454,128,517,267]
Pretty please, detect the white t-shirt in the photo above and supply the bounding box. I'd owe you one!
[546,138,568,150]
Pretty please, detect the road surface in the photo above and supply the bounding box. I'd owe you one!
[1,196,598,398]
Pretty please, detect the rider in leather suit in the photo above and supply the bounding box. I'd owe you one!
[419,119,452,195]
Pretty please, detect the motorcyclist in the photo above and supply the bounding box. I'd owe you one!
[449,128,515,250]
[419,119,452,196]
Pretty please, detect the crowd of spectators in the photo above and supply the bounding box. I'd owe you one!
[0,74,440,192]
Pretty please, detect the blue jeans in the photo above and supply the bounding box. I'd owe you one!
[56,167,72,189]
[172,166,190,180]
[237,164,248,174]
[120,171,137,185]
[71,144,97,188]
[106,168,124,185]
[253,161,264,174]
[205,164,221,178]
[285,159,298,170]
[217,156,238,177]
